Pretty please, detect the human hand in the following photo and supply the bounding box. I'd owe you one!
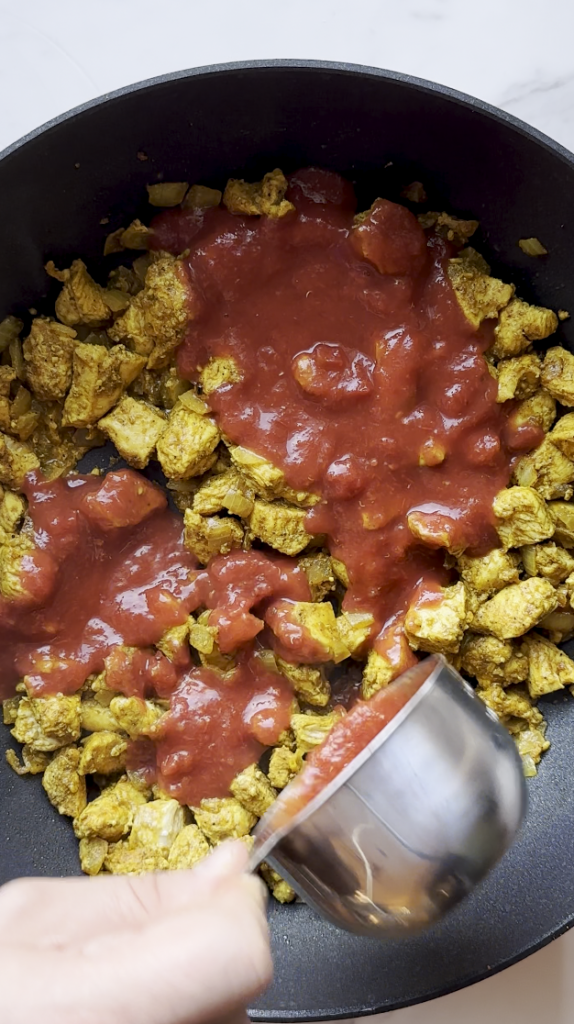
[0,840,272,1024]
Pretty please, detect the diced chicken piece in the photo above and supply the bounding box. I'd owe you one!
[78,731,128,775]
[249,500,310,556]
[0,431,40,488]
[156,401,220,480]
[510,391,557,438]
[80,699,121,733]
[267,746,303,789]
[541,346,574,406]
[457,549,520,596]
[223,169,294,219]
[2,696,20,725]
[472,578,557,639]
[521,632,574,698]
[447,259,514,329]
[407,509,467,556]
[260,862,296,903]
[128,798,186,853]
[226,444,319,507]
[108,695,165,739]
[108,255,195,369]
[548,501,574,547]
[98,396,166,469]
[496,353,541,403]
[11,694,81,752]
[477,681,544,726]
[0,365,15,431]
[183,184,222,210]
[41,745,87,818]
[336,611,374,655]
[192,797,256,843]
[167,824,211,869]
[147,182,189,207]
[104,841,168,874]
[405,582,468,654]
[512,721,550,777]
[183,509,243,564]
[512,437,574,500]
[521,542,574,584]
[200,356,243,395]
[192,468,254,518]
[360,636,416,699]
[276,658,331,707]
[331,557,350,588]
[548,412,574,460]
[270,601,350,663]
[298,553,336,601]
[459,634,529,687]
[424,212,479,245]
[156,622,190,664]
[291,708,345,755]
[62,342,146,428]
[0,490,25,540]
[187,614,218,654]
[79,837,108,875]
[46,259,112,327]
[493,487,554,549]
[74,778,148,841]
[230,764,277,817]
[492,298,558,359]
[22,318,78,401]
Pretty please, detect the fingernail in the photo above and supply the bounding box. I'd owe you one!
[195,840,250,881]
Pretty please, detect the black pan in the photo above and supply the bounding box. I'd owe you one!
[1,60,574,1020]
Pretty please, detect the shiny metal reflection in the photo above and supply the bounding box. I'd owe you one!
[252,655,526,938]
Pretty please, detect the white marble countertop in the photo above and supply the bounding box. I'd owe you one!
[1,0,574,1020]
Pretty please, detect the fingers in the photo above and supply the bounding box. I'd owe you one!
[0,841,251,948]
[73,874,272,1024]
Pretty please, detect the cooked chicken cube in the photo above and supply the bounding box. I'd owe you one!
[104,841,168,874]
[183,184,222,210]
[2,695,20,725]
[80,698,121,733]
[128,798,186,852]
[361,649,397,699]
[477,681,544,726]
[336,611,374,655]
[260,862,296,903]
[269,601,350,663]
[79,837,108,875]
[249,500,310,556]
[276,658,331,707]
[223,169,295,219]
[108,254,195,369]
[42,745,87,818]
[0,431,40,488]
[405,582,468,653]
[267,746,303,789]
[74,778,148,841]
[472,578,557,639]
[46,259,112,327]
[192,797,256,843]
[199,356,243,395]
[521,542,574,584]
[108,695,164,739]
[226,445,284,500]
[521,632,574,698]
[447,260,513,329]
[457,549,520,596]
[512,721,550,776]
[156,402,220,480]
[147,182,189,207]
[156,622,190,664]
[11,694,81,752]
[62,342,146,427]
[23,318,78,401]
[290,708,345,754]
[548,501,574,547]
[98,396,166,469]
[492,298,558,359]
[541,346,574,406]
[187,614,217,654]
[0,366,15,431]
[496,353,541,403]
[459,634,529,687]
[230,764,277,817]
[548,412,574,460]
[493,486,555,549]
[78,731,127,775]
[297,553,336,602]
[183,509,243,563]
[167,824,210,869]
[192,468,254,517]
[512,437,574,500]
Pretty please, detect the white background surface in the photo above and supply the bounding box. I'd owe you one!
[1,0,574,1020]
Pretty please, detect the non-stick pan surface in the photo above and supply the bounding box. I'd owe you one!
[1,61,574,1019]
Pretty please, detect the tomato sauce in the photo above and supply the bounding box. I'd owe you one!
[271,657,434,828]
[153,167,537,653]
